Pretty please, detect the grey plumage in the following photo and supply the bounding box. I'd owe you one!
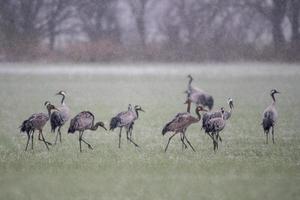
[109,104,145,148]
[205,107,226,151]
[162,106,207,152]
[186,75,214,111]
[19,101,58,151]
[68,111,107,152]
[50,91,70,144]
[202,98,234,135]
[262,89,280,144]
[20,119,34,135]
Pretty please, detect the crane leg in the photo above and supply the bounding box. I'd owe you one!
[271,126,275,144]
[79,131,82,152]
[80,132,93,150]
[206,132,217,151]
[180,133,187,150]
[183,134,196,152]
[31,131,34,150]
[164,132,177,152]
[78,131,82,153]
[212,133,218,152]
[126,127,132,144]
[126,123,134,143]
[129,126,133,140]
[213,140,218,152]
[54,127,62,145]
[39,130,49,151]
[39,132,52,146]
[266,132,269,144]
[215,133,219,150]
[126,135,139,148]
[119,127,122,148]
[25,132,30,151]
[59,127,62,143]
[217,134,222,143]
[54,130,59,145]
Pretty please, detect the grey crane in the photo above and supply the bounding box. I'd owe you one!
[185,75,214,112]
[205,108,226,151]
[109,104,145,148]
[19,101,58,151]
[202,98,234,142]
[50,90,70,145]
[67,111,107,152]
[262,89,280,144]
[162,106,207,152]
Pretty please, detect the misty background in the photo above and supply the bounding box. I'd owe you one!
[0,0,299,62]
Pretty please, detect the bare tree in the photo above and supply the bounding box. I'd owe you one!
[127,0,150,48]
[287,0,300,50]
[243,0,287,51]
[0,0,45,59]
[271,0,287,50]
[43,0,76,50]
[0,0,76,58]
[76,0,120,42]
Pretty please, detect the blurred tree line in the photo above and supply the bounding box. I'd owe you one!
[0,0,299,62]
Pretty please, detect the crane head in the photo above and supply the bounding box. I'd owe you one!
[134,105,145,112]
[44,101,59,111]
[128,104,132,110]
[270,89,280,95]
[56,90,67,96]
[228,98,234,109]
[220,107,225,114]
[96,121,107,131]
[196,106,208,112]
[187,74,193,81]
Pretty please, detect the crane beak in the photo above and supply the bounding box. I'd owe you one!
[101,125,107,131]
[140,108,145,112]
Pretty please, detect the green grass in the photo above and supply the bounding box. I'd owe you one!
[0,63,300,200]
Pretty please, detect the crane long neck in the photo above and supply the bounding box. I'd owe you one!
[188,77,193,90]
[61,94,65,105]
[187,101,191,113]
[229,103,233,115]
[134,109,139,119]
[271,93,276,105]
[90,123,99,131]
[195,108,201,121]
[47,109,51,117]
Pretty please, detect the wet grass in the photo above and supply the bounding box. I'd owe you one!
[0,63,299,200]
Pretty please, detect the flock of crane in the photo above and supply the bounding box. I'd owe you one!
[19,75,280,152]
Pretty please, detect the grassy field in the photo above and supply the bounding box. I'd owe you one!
[0,63,299,200]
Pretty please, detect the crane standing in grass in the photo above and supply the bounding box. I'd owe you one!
[204,107,226,151]
[20,101,58,151]
[185,75,214,112]
[68,111,107,152]
[262,89,280,144]
[162,104,207,152]
[202,98,234,142]
[109,104,145,148]
[50,91,70,145]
